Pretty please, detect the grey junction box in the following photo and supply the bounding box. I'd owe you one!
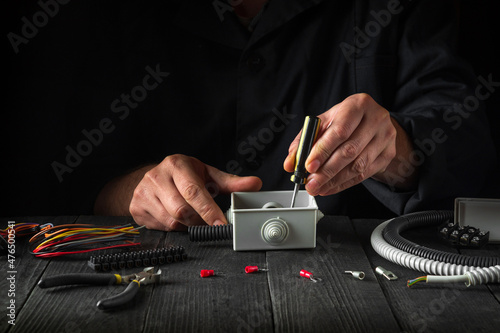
[226,190,324,251]
[455,197,500,243]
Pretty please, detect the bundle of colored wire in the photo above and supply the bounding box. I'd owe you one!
[29,223,144,257]
[407,276,427,287]
[1,222,53,238]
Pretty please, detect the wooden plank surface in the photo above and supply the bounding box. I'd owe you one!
[352,218,500,333]
[459,243,500,305]
[0,216,78,333]
[266,216,401,332]
[144,225,272,333]
[4,215,499,333]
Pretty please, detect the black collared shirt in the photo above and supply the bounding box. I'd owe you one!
[112,0,494,216]
[5,0,496,216]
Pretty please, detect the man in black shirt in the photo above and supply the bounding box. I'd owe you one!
[5,0,496,229]
[92,0,495,231]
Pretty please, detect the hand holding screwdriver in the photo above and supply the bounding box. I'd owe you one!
[289,116,321,207]
[285,94,408,198]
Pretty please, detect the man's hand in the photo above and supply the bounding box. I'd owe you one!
[95,154,262,231]
[284,93,417,196]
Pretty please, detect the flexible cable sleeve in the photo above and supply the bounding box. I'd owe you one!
[371,220,500,286]
[371,220,473,276]
[382,210,500,267]
[188,224,233,242]
[465,265,500,286]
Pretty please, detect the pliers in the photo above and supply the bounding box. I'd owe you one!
[38,267,161,310]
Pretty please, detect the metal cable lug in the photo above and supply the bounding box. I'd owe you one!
[344,271,365,280]
[375,266,398,280]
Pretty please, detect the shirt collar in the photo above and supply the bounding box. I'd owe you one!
[249,0,325,46]
[172,0,325,50]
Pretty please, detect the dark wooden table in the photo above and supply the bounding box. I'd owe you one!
[1,215,499,333]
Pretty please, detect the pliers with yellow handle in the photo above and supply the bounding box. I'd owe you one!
[38,267,161,310]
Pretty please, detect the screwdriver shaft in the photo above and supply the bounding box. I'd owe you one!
[290,183,300,208]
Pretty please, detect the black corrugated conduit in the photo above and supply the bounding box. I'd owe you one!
[371,210,500,286]
[188,224,233,242]
[382,210,500,267]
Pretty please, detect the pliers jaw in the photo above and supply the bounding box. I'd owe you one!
[123,267,162,286]
[96,267,161,310]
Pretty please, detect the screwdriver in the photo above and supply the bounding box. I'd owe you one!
[290,116,321,207]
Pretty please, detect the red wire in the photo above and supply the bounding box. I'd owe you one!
[33,234,134,253]
[1,223,40,237]
[33,228,138,253]
[34,242,141,257]
[29,223,141,257]
[32,234,91,253]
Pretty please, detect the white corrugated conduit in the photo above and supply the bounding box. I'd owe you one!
[370,211,500,287]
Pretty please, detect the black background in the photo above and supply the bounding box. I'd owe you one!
[3,0,499,216]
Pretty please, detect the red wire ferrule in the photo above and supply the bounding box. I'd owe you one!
[245,266,259,273]
[300,269,313,279]
[300,269,321,282]
[200,269,214,278]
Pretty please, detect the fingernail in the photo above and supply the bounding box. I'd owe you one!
[306,178,319,195]
[307,160,321,173]
[213,219,226,226]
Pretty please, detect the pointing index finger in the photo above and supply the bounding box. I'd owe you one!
[179,179,226,226]
[170,163,227,226]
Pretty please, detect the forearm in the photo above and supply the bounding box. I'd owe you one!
[372,117,419,191]
[94,164,157,216]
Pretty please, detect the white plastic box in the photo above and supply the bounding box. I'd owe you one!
[226,190,324,251]
[455,197,500,243]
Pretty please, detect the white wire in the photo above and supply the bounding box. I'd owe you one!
[371,219,500,286]
[426,275,468,284]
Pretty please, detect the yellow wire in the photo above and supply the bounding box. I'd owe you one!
[1,223,39,232]
[45,226,137,238]
[34,226,140,249]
